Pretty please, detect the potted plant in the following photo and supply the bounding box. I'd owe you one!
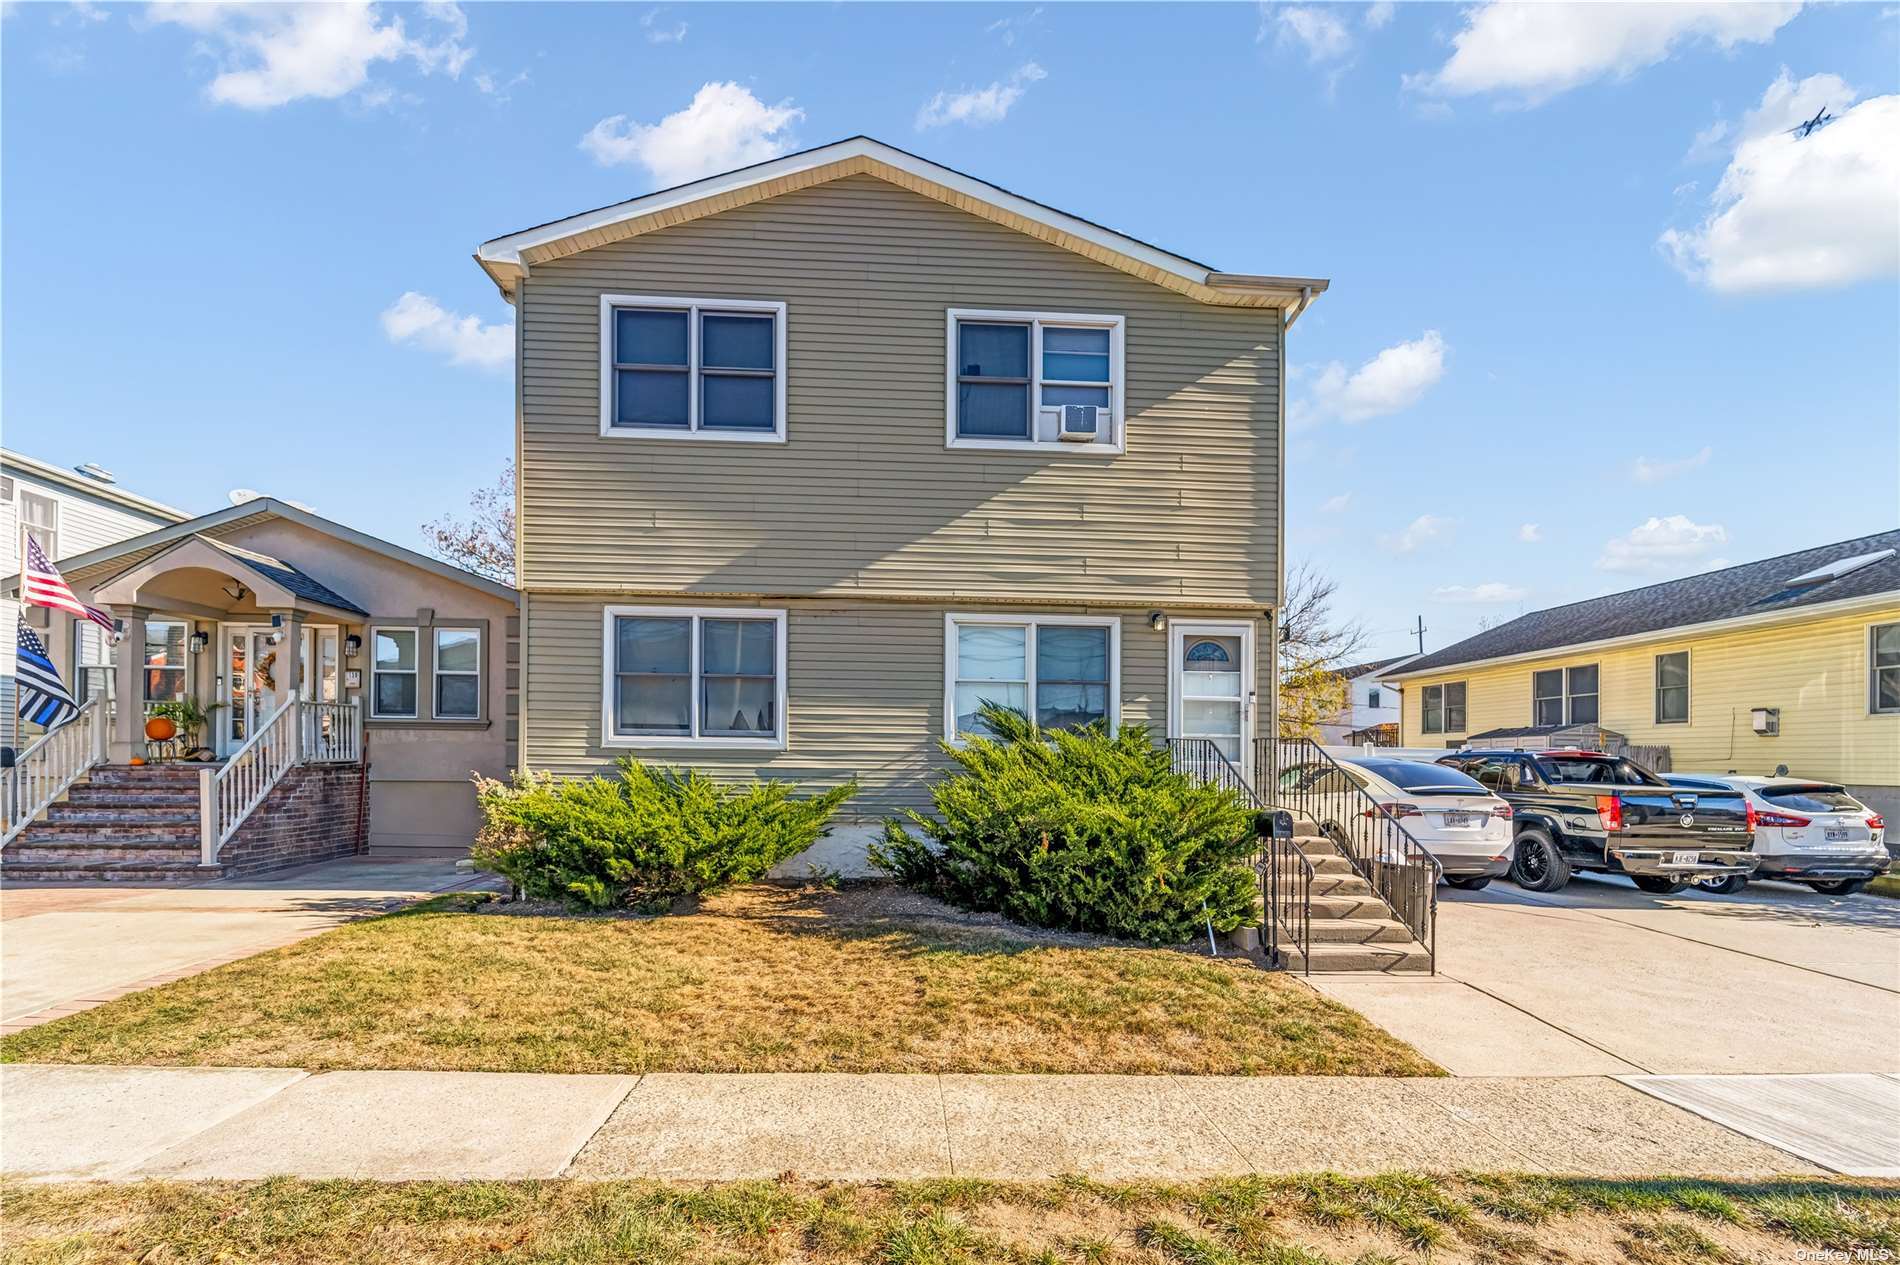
[147,697,212,749]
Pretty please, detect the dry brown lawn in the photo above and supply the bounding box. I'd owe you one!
[0,883,1434,1076]
[4,1173,1896,1264]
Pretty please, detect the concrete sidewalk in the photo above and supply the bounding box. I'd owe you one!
[8,1064,1890,1184]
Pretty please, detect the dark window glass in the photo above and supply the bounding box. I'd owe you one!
[436,674,479,719]
[376,673,416,718]
[1035,625,1109,730]
[701,375,774,430]
[616,369,689,428]
[957,382,1030,437]
[1568,693,1599,725]
[1041,384,1112,408]
[700,619,776,737]
[1444,682,1467,733]
[614,617,691,736]
[957,322,1030,439]
[1537,756,1664,786]
[1357,759,1484,793]
[1532,669,1563,726]
[1873,624,1900,713]
[1422,685,1444,733]
[958,322,1029,378]
[700,313,773,370]
[1656,651,1689,723]
[616,309,688,366]
[1759,784,1863,813]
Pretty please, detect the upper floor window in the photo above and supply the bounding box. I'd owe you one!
[1366,688,1382,709]
[945,309,1125,453]
[1872,623,1900,715]
[1532,665,1599,726]
[604,607,787,748]
[1420,682,1465,734]
[19,489,58,563]
[599,295,786,442]
[1655,651,1690,724]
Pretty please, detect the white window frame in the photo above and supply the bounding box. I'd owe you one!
[601,606,788,749]
[141,618,191,703]
[1421,681,1466,735]
[431,626,483,720]
[944,308,1126,454]
[1654,649,1691,726]
[1872,622,1900,716]
[598,294,788,443]
[369,625,419,719]
[943,612,1121,743]
[18,488,58,564]
[1563,663,1600,725]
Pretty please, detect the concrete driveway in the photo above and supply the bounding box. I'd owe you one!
[1,857,494,1033]
[1310,874,1900,1077]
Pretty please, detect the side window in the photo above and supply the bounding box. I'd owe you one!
[1421,684,1444,733]
[600,296,786,441]
[1532,669,1563,726]
[947,310,1125,452]
[1872,623,1900,714]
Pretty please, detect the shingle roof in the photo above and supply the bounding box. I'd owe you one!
[203,538,369,616]
[1338,655,1407,680]
[1389,530,1900,677]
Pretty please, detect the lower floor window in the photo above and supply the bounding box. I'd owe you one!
[1421,681,1466,734]
[606,607,785,745]
[946,615,1117,739]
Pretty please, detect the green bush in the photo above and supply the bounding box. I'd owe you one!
[868,703,1259,944]
[472,761,857,911]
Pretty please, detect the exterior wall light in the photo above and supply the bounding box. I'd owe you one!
[1147,611,1167,632]
[188,631,210,654]
[344,634,363,658]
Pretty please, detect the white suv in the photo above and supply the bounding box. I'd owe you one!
[1664,774,1888,896]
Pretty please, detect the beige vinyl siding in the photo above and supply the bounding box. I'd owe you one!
[524,594,1271,818]
[1397,604,1900,789]
[518,174,1280,608]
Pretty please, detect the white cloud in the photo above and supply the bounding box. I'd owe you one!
[1661,76,1897,293]
[1364,1,1395,31]
[1631,445,1712,483]
[1290,330,1447,428]
[1408,2,1802,105]
[1320,493,1352,513]
[380,292,512,370]
[640,8,685,44]
[1518,523,1542,543]
[1434,582,1528,604]
[1275,6,1353,62]
[474,67,528,100]
[1383,513,1453,555]
[916,62,1046,129]
[985,6,1043,46]
[581,82,803,186]
[148,1,472,110]
[1596,515,1729,575]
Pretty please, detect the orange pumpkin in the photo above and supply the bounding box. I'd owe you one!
[128,756,146,766]
[144,716,179,742]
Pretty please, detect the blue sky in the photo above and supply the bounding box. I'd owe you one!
[4,1,1896,662]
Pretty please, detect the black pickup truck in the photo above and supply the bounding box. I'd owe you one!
[1436,749,1756,893]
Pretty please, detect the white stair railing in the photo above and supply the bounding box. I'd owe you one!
[199,695,300,866]
[301,700,362,764]
[1,698,107,847]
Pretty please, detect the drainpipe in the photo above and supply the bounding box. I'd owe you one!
[1284,285,1316,330]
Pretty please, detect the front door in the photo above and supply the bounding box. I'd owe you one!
[1171,621,1256,767]
[219,626,280,754]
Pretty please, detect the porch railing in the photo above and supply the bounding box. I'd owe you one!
[1,698,108,848]
[1166,737,1313,972]
[196,697,355,865]
[1264,735,1440,973]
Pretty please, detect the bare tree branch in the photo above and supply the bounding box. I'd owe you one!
[1277,560,1368,739]
[423,461,516,586]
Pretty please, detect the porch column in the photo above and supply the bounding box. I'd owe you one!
[271,611,306,711]
[109,607,151,764]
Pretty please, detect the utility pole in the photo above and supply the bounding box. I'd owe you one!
[1409,616,1427,656]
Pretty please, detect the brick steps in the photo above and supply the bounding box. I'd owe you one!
[0,859,210,883]
[5,840,202,865]
[5,764,211,883]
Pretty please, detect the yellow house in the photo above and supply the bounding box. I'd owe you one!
[1382,532,1900,822]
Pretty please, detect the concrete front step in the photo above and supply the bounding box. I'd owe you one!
[1305,916,1413,945]
[1305,892,1392,920]
[1284,940,1433,974]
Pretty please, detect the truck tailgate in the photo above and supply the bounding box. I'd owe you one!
[1617,786,1752,842]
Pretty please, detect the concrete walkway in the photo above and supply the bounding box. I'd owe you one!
[1310,877,1900,1076]
[9,1064,1889,1183]
[0,857,497,1034]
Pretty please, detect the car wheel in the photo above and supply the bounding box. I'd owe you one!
[1806,878,1869,896]
[1509,828,1570,892]
[1632,875,1688,894]
[1696,873,1748,895]
[1446,875,1492,891]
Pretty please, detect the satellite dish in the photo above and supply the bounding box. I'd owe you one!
[228,488,261,506]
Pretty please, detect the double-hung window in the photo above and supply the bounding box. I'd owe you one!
[142,620,188,703]
[604,607,787,747]
[433,627,482,720]
[371,628,419,719]
[19,489,58,563]
[946,309,1124,451]
[1533,664,1599,725]
[600,295,786,441]
[944,614,1119,740]
[1421,682,1466,734]
[1872,623,1900,714]
[1654,652,1690,724]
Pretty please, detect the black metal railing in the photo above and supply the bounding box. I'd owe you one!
[1167,737,1313,972]
[1259,735,1441,974]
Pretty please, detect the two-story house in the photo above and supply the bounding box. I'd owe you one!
[1316,655,1419,746]
[476,137,1325,869]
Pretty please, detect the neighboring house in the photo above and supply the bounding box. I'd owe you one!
[1,450,188,745]
[1316,654,1418,745]
[1381,532,1900,820]
[476,136,1325,869]
[3,497,518,869]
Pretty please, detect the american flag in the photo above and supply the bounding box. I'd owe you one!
[21,536,117,635]
[15,618,79,730]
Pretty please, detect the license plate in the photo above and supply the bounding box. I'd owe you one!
[1444,812,1481,828]
[1670,851,1700,867]
[1825,827,1851,842]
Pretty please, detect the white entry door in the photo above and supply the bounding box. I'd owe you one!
[1170,621,1256,765]
[218,625,280,754]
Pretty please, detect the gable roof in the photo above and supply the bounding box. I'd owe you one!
[201,538,370,616]
[11,498,516,604]
[475,136,1328,314]
[1385,530,1900,679]
[2,447,189,526]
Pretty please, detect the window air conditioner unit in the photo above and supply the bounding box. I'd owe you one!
[1751,707,1779,736]
[1053,404,1103,442]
